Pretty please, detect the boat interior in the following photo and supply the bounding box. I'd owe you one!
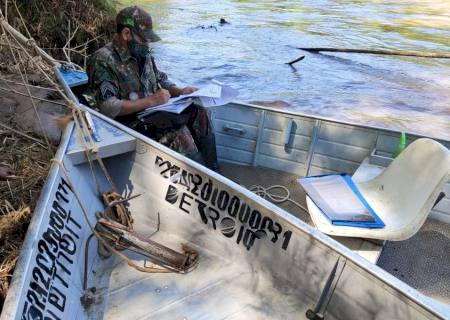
[210,103,450,306]
[60,111,448,319]
[6,70,448,320]
[70,66,449,312]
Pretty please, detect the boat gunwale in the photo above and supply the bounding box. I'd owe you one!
[231,100,450,144]
[1,122,76,319]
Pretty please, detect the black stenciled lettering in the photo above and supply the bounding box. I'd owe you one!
[207,207,220,230]
[157,159,173,178]
[282,231,292,250]
[270,222,282,243]
[179,193,193,214]
[48,286,66,312]
[236,225,245,245]
[160,163,175,178]
[52,200,67,219]
[168,165,180,181]
[242,229,258,250]
[55,260,71,277]
[200,179,213,201]
[238,203,250,224]
[42,226,61,252]
[165,185,179,204]
[249,210,262,230]
[58,177,72,194]
[21,301,44,320]
[65,210,82,230]
[57,251,73,266]
[38,238,57,261]
[261,216,273,231]
[32,267,51,291]
[27,288,46,310]
[49,212,65,234]
[189,173,202,196]
[63,221,79,240]
[217,190,230,211]
[211,188,218,206]
[195,199,209,224]
[178,170,190,190]
[155,155,163,165]
[60,233,77,256]
[36,253,54,278]
[55,191,68,204]
[30,281,48,304]
[52,268,69,289]
[220,217,236,238]
[227,196,240,217]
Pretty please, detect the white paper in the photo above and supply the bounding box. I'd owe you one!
[299,175,375,222]
[198,84,239,108]
[138,82,238,118]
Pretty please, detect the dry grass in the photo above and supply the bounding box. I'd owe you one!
[0,206,31,307]
[0,124,56,310]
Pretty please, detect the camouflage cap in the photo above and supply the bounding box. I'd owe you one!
[116,6,161,42]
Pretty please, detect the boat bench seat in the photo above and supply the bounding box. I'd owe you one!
[66,116,136,165]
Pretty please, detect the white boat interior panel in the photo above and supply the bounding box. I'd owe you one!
[213,104,450,224]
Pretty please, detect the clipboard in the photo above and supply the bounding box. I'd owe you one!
[299,174,385,228]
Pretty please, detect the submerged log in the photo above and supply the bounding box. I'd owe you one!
[297,47,450,59]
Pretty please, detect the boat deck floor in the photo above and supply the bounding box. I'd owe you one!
[220,162,450,306]
[96,231,305,320]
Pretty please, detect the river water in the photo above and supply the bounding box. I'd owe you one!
[124,0,450,139]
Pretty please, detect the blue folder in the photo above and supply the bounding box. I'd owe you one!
[59,68,88,87]
[299,173,385,229]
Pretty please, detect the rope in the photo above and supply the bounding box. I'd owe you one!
[51,159,172,274]
[1,15,190,277]
[249,184,309,214]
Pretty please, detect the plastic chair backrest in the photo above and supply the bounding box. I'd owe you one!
[363,138,450,228]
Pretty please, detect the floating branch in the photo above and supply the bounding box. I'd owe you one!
[286,55,305,65]
[297,47,450,59]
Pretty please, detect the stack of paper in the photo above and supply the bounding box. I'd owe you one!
[298,174,385,228]
[138,82,238,119]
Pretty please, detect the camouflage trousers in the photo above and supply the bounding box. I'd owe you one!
[151,104,211,157]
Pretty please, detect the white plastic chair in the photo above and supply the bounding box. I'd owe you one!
[306,138,450,240]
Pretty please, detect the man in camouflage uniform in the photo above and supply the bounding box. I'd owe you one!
[87,6,219,171]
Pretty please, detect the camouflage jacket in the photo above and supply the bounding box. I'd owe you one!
[87,37,175,118]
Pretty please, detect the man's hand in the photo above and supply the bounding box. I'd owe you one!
[168,86,198,97]
[181,86,198,95]
[151,89,171,106]
[119,89,171,116]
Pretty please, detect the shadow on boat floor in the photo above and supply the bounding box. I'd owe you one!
[220,162,450,306]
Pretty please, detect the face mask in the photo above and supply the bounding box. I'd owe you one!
[128,38,150,59]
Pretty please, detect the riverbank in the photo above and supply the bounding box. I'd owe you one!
[0,0,116,310]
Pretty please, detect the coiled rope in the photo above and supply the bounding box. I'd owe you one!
[249,184,309,214]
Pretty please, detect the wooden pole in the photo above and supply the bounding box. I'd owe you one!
[297,47,450,59]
